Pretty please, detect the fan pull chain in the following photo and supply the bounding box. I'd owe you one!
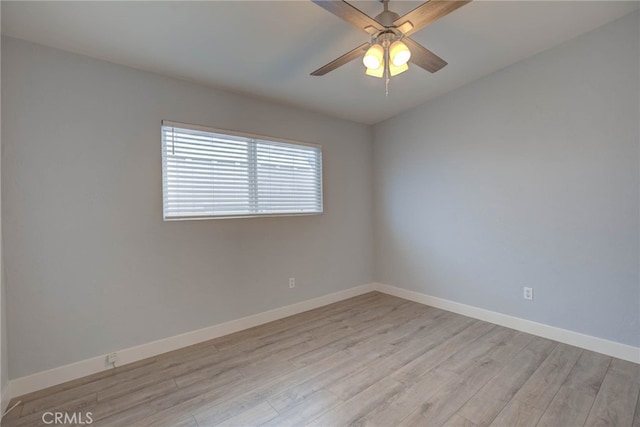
[385,44,390,97]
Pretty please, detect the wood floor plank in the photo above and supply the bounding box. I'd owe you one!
[76,378,179,423]
[458,337,557,426]
[102,365,245,426]
[0,400,23,422]
[243,305,437,388]
[326,313,479,400]
[101,358,298,426]
[18,360,161,416]
[210,292,391,351]
[138,346,381,427]
[537,350,611,427]
[435,327,531,375]
[389,320,528,417]
[471,337,557,403]
[262,389,342,427]
[431,326,514,374]
[561,350,612,393]
[537,386,599,427]
[3,293,638,427]
[265,351,382,413]
[287,300,430,368]
[348,366,457,426]
[232,297,406,358]
[157,299,412,402]
[509,343,582,411]
[129,410,199,427]
[242,304,423,377]
[444,414,480,427]
[305,377,406,426]
[103,380,249,425]
[488,398,544,427]
[191,346,389,426]
[214,401,279,426]
[584,362,640,427]
[457,395,508,427]
[457,337,557,426]
[11,356,157,407]
[190,301,429,426]
[396,358,505,427]
[609,358,640,385]
[633,390,640,427]
[482,331,534,365]
[390,320,494,387]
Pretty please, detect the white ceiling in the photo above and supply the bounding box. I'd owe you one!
[2,1,638,124]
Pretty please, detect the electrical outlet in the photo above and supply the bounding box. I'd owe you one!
[106,352,118,366]
[289,278,295,289]
[523,287,533,301]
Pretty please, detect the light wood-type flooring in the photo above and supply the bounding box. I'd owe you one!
[3,292,640,426]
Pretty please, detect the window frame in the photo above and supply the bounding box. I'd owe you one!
[161,120,324,221]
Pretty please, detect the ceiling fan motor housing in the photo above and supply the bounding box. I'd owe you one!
[374,10,400,27]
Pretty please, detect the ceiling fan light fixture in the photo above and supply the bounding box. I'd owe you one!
[310,0,470,78]
[389,62,409,77]
[389,40,411,67]
[363,44,384,70]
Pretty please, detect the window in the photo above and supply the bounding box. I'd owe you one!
[161,121,323,220]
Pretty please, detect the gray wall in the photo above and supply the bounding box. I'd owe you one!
[1,279,7,402]
[0,0,7,401]
[2,37,374,379]
[373,11,640,347]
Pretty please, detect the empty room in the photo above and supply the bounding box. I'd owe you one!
[0,0,638,426]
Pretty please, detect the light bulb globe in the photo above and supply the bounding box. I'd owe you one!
[363,44,384,70]
[390,41,411,67]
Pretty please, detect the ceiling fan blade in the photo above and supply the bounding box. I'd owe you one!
[311,42,369,76]
[311,1,383,34]
[394,0,471,37]
[403,38,447,73]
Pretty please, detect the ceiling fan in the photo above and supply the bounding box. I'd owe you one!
[310,0,471,79]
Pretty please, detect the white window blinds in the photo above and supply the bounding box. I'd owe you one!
[162,121,323,220]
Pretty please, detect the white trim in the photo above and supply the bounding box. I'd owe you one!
[373,283,640,364]
[161,120,321,149]
[1,381,11,415]
[9,283,376,398]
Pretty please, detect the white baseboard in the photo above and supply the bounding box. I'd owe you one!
[8,283,377,398]
[374,283,640,364]
[7,281,639,400]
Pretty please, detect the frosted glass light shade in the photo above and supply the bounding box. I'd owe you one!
[366,65,384,78]
[389,41,411,67]
[363,44,384,70]
[389,62,409,76]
